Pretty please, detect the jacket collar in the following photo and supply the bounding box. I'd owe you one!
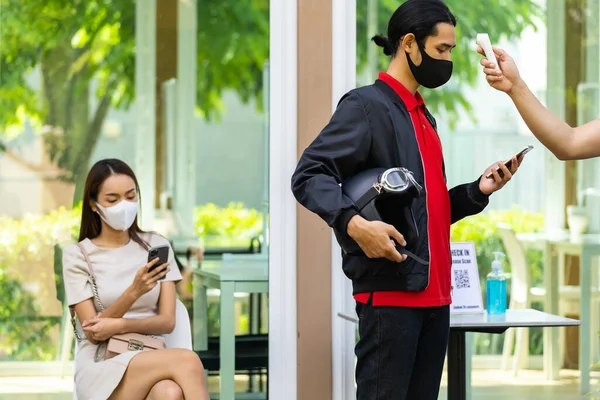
[374,78,438,133]
[376,72,424,112]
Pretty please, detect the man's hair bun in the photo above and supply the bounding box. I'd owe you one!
[371,35,394,56]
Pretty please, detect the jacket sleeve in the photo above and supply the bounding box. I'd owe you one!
[291,92,372,234]
[449,177,490,224]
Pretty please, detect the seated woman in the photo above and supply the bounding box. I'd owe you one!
[63,158,209,400]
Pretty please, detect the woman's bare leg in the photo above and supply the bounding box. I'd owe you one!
[145,380,183,400]
[109,349,208,400]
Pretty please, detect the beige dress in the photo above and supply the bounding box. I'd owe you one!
[62,233,182,400]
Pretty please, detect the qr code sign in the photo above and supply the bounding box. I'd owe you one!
[454,269,470,289]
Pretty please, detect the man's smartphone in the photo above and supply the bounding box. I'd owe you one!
[485,145,533,179]
[148,244,170,279]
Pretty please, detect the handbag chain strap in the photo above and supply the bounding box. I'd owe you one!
[69,242,106,342]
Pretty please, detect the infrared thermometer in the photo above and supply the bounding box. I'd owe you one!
[476,33,498,67]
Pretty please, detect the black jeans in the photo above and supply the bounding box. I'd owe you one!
[355,298,450,400]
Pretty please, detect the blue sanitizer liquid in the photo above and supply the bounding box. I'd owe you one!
[486,279,507,314]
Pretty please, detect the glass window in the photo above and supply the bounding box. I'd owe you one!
[1,1,269,398]
[1,1,142,366]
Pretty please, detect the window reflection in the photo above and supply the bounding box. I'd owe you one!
[0,0,270,397]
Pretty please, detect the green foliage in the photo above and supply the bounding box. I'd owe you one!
[0,0,136,188]
[1,0,542,136]
[1,0,543,206]
[0,0,269,195]
[0,205,81,360]
[0,269,57,361]
[356,0,543,129]
[0,202,262,267]
[194,202,264,246]
[0,201,262,360]
[0,205,80,260]
[0,0,269,130]
[451,206,545,286]
[0,205,81,269]
[196,0,269,121]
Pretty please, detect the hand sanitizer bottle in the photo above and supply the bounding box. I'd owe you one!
[486,252,507,314]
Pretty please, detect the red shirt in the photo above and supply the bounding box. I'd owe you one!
[354,72,452,308]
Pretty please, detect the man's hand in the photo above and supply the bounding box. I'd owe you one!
[347,215,408,263]
[477,46,523,95]
[82,317,124,341]
[479,156,522,195]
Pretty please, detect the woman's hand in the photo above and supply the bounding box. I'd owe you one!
[129,258,170,298]
[82,317,124,341]
[477,46,523,95]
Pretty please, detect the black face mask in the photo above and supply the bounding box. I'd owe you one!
[405,42,453,89]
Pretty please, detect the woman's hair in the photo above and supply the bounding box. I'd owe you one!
[372,0,457,57]
[78,158,149,250]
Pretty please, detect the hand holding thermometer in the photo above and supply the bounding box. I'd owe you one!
[476,33,498,67]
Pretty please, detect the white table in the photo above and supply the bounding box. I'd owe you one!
[517,231,600,394]
[192,259,269,400]
[448,309,579,400]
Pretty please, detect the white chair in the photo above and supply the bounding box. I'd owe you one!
[72,298,193,400]
[497,224,600,376]
[164,299,194,350]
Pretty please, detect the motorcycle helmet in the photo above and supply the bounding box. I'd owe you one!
[339,167,428,265]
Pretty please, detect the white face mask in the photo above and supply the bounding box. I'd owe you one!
[96,200,139,231]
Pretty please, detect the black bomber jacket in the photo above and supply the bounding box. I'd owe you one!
[291,80,490,294]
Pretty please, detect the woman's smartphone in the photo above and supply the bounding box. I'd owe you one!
[148,245,170,279]
[485,145,533,179]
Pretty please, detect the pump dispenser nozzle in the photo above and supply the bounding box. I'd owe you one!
[492,251,505,270]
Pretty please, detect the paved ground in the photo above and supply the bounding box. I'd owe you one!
[1,369,599,399]
[439,369,600,400]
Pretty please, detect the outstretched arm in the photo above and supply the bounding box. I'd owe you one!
[478,46,600,160]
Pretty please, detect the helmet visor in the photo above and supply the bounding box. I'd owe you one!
[381,168,423,194]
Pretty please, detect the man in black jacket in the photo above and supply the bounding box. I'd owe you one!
[291,1,523,399]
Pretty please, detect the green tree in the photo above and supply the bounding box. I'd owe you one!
[357,0,542,128]
[0,0,269,201]
[1,0,137,200]
[1,0,540,200]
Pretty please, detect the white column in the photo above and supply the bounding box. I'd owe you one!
[577,0,600,232]
[584,0,600,92]
[331,0,357,399]
[269,0,298,398]
[577,0,600,380]
[172,0,198,250]
[542,0,565,382]
[544,0,566,232]
[135,0,157,230]
[262,60,270,253]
